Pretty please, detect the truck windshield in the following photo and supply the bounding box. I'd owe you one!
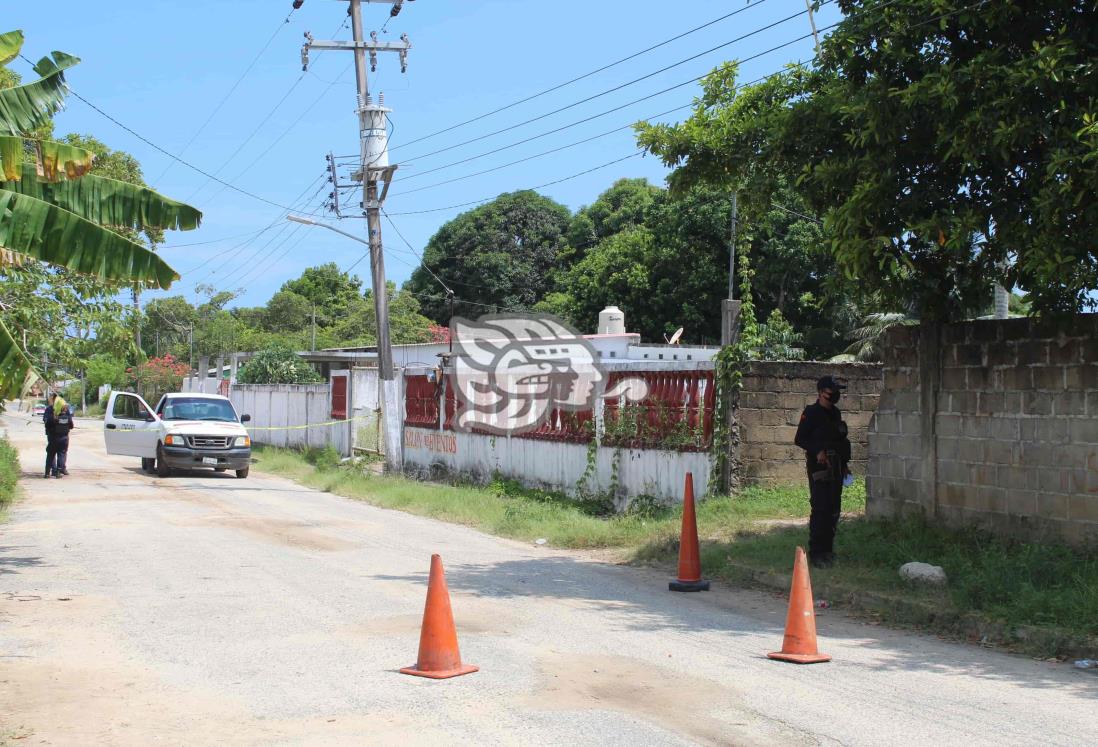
[161,398,239,422]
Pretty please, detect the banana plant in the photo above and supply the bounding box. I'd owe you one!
[0,30,201,399]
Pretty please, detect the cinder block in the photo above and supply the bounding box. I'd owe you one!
[936,413,962,437]
[1052,392,1086,417]
[951,391,978,413]
[1002,464,1036,490]
[1066,364,1098,390]
[981,486,1007,514]
[987,343,1017,367]
[1032,366,1065,390]
[938,459,969,484]
[971,322,1002,343]
[968,366,993,389]
[1017,342,1049,366]
[1036,418,1071,443]
[957,438,986,463]
[1049,339,1080,365]
[988,416,1021,440]
[1001,367,1033,390]
[1038,468,1071,494]
[963,417,990,439]
[1023,392,1053,416]
[1070,418,1098,444]
[978,392,1005,415]
[942,367,967,390]
[1006,489,1037,517]
[985,441,1015,465]
[1037,492,1069,520]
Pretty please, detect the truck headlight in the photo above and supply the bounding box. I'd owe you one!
[234,436,251,448]
[164,434,179,445]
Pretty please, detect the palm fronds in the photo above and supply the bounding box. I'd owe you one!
[3,163,200,231]
[0,188,179,289]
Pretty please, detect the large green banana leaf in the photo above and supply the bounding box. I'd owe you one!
[0,317,36,400]
[0,135,97,181]
[0,30,23,67]
[0,188,179,289]
[3,163,201,230]
[0,46,79,136]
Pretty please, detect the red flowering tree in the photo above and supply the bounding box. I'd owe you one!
[428,323,451,344]
[127,354,190,404]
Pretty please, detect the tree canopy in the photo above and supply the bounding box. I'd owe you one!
[405,190,572,320]
[636,0,1098,318]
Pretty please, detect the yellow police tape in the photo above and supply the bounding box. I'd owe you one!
[243,412,380,431]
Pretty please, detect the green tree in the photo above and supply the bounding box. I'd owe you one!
[263,290,313,333]
[636,2,1098,318]
[562,178,660,265]
[333,282,434,346]
[549,180,847,354]
[405,190,572,321]
[238,347,323,385]
[0,30,199,397]
[280,263,362,327]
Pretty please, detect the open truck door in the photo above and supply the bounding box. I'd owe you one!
[103,391,159,458]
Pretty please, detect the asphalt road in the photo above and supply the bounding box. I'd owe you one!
[1,414,1095,746]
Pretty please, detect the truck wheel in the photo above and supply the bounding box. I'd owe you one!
[156,445,172,478]
[141,457,154,472]
[235,467,249,479]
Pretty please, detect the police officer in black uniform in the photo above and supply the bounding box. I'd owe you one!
[794,376,851,568]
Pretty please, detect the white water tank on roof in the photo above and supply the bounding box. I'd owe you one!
[598,306,626,335]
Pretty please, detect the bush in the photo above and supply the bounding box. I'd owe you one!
[238,347,323,385]
[0,435,19,510]
[303,445,341,471]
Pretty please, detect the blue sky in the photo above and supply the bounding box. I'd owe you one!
[8,0,840,309]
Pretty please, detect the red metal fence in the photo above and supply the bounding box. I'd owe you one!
[602,370,714,451]
[404,374,440,428]
[404,369,714,452]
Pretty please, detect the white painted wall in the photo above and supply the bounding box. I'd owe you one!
[225,384,349,456]
[402,426,710,505]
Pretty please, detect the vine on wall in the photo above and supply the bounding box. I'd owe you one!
[709,244,762,495]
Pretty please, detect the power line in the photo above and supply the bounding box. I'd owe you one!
[393,3,829,165]
[67,88,315,213]
[152,5,300,186]
[385,152,644,217]
[183,73,308,203]
[391,0,781,152]
[200,180,329,287]
[389,31,818,186]
[181,173,326,277]
[160,227,271,249]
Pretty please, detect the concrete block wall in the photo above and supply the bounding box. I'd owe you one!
[738,361,884,483]
[867,316,1098,546]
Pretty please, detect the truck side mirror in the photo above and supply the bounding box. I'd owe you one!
[241,414,252,423]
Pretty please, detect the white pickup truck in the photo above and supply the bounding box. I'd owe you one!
[103,391,253,478]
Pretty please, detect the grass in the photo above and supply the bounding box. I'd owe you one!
[251,445,1096,648]
[251,445,820,550]
[677,516,1098,644]
[0,434,19,512]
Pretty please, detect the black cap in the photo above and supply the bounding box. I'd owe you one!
[817,376,847,392]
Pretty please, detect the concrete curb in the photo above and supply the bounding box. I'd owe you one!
[722,560,1098,659]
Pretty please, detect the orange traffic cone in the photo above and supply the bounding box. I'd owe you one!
[400,554,479,679]
[669,472,709,592]
[767,547,831,664]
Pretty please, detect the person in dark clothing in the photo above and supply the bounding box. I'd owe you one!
[43,394,75,479]
[793,376,852,569]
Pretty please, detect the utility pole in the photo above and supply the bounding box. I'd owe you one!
[720,192,742,347]
[301,0,411,472]
[311,304,317,350]
[718,191,742,495]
